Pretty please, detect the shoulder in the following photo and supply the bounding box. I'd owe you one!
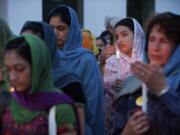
[55,104,78,133]
[55,104,76,126]
[81,51,97,62]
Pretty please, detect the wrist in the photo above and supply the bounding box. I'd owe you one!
[157,86,169,97]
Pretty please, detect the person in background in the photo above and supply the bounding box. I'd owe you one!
[96,36,107,51]
[1,35,80,135]
[100,30,114,46]
[82,29,99,59]
[82,29,93,52]
[47,5,104,135]
[0,18,14,91]
[105,16,121,35]
[96,36,107,62]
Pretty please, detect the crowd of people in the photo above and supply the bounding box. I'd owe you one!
[0,4,180,135]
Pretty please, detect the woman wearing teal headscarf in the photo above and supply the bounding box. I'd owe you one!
[48,5,104,135]
[0,18,14,90]
[1,34,80,135]
[20,21,85,134]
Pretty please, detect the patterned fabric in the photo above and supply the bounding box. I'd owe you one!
[2,35,77,134]
[2,107,76,135]
[104,17,145,98]
[2,107,48,135]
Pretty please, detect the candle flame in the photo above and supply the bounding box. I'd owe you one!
[116,50,120,59]
[9,87,15,93]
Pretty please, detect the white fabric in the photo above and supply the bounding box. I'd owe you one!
[49,106,57,135]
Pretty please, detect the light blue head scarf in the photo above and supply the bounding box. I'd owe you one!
[48,5,104,135]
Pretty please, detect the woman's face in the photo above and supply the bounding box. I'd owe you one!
[49,16,69,49]
[96,39,106,50]
[4,50,31,92]
[114,25,134,57]
[148,25,176,67]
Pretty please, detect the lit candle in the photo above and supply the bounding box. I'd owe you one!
[142,83,148,113]
[116,49,120,79]
[9,86,15,93]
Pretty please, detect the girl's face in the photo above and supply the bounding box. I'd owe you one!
[96,39,106,50]
[49,16,69,49]
[4,50,31,92]
[114,25,134,57]
[148,25,176,67]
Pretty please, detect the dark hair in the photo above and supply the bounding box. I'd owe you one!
[20,22,44,40]
[115,18,134,33]
[96,36,107,46]
[100,30,114,45]
[146,12,180,45]
[4,37,32,65]
[47,5,71,26]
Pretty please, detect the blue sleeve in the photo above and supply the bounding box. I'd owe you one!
[160,90,180,117]
[81,54,104,134]
[83,55,103,121]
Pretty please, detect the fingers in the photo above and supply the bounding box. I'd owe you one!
[131,63,149,83]
[129,110,150,134]
[100,46,115,65]
[112,79,123,92]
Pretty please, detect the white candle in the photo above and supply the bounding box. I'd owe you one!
[116,50,120,79]
[142,83,148,113]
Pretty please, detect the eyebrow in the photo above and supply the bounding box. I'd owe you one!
[119,30,128,34]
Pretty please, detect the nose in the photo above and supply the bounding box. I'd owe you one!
[54,28,59,37]
[116,37,122,45]
[153,41,161,49]
[9,71,18,84]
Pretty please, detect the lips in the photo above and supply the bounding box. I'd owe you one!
[150,55,162,61]
[117,44,126,49]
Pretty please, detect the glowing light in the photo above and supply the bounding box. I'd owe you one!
[9,87,15,93]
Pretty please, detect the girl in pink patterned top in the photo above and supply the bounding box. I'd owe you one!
[103,17,145,106]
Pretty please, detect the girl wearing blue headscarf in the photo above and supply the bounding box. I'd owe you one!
[48,5,104,135]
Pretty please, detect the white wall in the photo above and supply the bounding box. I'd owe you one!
[7,0,42,34]
[156,0,180,15]
[84,0,126,37]
[2,0,180,36]
[0,0,8,22]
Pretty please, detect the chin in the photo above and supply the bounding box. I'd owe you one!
[150,60,164,67]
